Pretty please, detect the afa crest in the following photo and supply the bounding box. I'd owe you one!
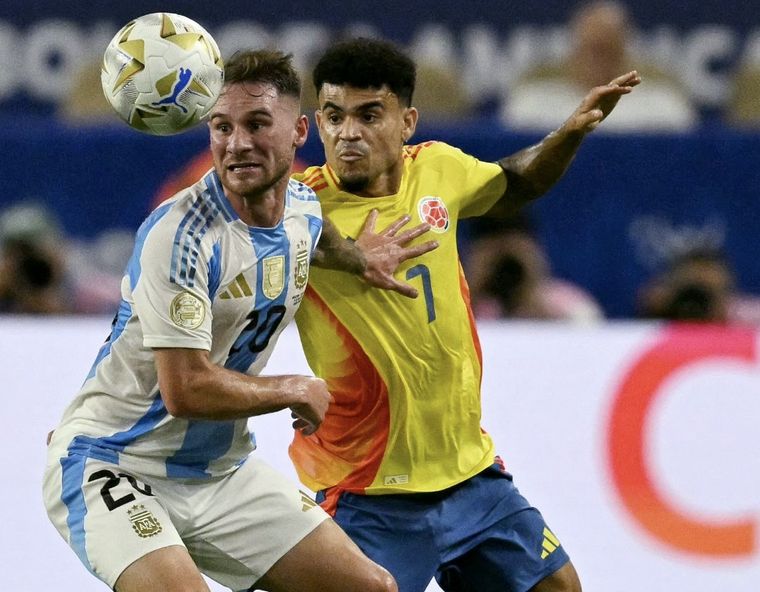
[294,250,309,290]
[127,504,163,538]
[263,256,285,299]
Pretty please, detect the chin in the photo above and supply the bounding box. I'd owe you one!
[337,173,370,194]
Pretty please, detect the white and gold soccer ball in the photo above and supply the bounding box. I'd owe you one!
[101,13,224,135]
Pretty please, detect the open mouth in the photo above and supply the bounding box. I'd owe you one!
[228,162,260,172]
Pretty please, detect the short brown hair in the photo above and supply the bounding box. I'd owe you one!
[224,49,301,98]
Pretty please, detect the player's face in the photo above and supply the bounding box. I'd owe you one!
[209,82,308,202]
[315,84,418,197]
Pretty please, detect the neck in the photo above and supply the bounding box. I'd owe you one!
[346,156,405,198]
[229,177,288,228]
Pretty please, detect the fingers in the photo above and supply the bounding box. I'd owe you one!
[393,222,433,244]
[293,419,318,435]
[594,84,633,102]
[364,212,432,242]
[363,270,420,298]
[380,214,413,237]
[292,415,319,435]
[586,77,636,104]
[608,70,641,88]
[398,240,439,262]
[388,279,419,299]
[361,209,379,234]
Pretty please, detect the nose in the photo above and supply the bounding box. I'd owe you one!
[338,116,361,141]
[226,126,252,155]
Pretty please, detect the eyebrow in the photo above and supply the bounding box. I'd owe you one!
[321,100,385,112]
[209,109,273,121]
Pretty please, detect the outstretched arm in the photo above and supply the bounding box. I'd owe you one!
[497,70,641,215]
[312,214,438,298]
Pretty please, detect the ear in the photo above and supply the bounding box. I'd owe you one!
[401,106,418,143]
[294,114,309,149]
[314,109,326,145]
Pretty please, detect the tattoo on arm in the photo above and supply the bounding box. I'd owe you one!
[497,127,586,214]
[311,217,366,274]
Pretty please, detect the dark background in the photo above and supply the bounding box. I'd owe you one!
[1,0,758,317]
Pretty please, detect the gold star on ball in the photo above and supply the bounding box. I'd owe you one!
[111,21,145,92]
[159,13,204,52]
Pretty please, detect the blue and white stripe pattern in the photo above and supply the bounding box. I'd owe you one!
[169,171,234,287]
[48,172,322,482]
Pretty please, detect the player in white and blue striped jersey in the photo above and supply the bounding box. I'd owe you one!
[43,49,434,592]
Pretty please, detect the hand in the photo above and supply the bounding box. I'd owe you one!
[289,376,331,436]
[564,70,641,133]
[355,209,439,298]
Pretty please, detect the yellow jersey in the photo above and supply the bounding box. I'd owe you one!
[290,141,507,508]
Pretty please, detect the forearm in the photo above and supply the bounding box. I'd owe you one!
[498,124,586,212]
[497,71,640,213]
[311,217,366,274]
[176,370,304,420]
[155,349,306,420]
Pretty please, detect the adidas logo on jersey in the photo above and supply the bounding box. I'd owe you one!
[541,527,561,559]
[383,474,409,485]
[219,273,253,299]
[300,491,318,512]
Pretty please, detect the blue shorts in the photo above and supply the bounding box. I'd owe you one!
[318,466,570,592]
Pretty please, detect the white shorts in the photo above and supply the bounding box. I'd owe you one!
[43,453,328,590]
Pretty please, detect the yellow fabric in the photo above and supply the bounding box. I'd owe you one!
[290,141,507,494]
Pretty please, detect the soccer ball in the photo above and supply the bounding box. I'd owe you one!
[101,13,224,135]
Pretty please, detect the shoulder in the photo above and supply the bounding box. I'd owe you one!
[403,140,458,162]
[286,178,319,203]
[294,166,330,193]
[286,178,322,221]
[404,141,490,180]
[404,141,479,167]
[142,175,231,248]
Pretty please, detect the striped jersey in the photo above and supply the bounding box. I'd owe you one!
[47,171,322,479]
[289,142,507,502]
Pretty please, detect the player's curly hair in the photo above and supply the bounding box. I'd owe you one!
[224,49,301,98]
[313,38,416,106]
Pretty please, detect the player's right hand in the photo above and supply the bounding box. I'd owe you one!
[289,376,331,435]
[356,209,439,298]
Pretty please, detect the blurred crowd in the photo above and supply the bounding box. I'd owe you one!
[459,212,760,325]
[4,197,759,325]
[3,0,760,323]
[0,203,132,315]
[57,1,760,131]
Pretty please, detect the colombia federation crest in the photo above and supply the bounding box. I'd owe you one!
[417,196,450,233]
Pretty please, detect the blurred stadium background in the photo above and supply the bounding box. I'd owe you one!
[1,1,758,590]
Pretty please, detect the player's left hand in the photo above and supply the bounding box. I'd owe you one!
[565,70,641,133]
[356,209,438,298]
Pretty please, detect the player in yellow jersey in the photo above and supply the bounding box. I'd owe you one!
[290,38,639,592]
